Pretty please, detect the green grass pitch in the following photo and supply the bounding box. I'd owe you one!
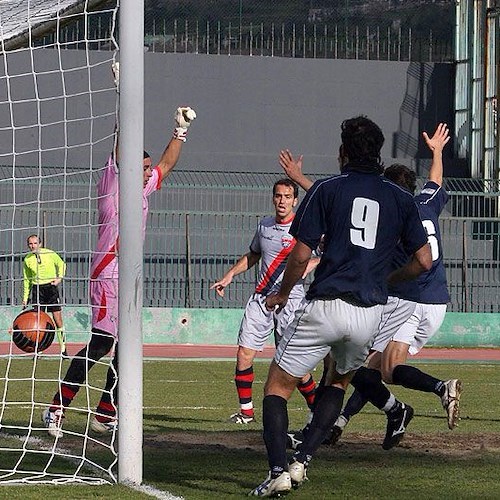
[0,358,499,498]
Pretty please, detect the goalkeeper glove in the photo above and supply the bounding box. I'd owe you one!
[173,106,197,142]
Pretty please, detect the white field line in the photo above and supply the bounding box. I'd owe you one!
[126,481,183,500]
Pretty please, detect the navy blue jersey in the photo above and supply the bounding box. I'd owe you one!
[290,168,428,306]
[389,181,450,304]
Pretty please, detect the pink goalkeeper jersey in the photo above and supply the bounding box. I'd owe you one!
[90,156,162,280]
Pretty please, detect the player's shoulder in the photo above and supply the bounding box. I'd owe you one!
[417,181,446,198]
[381,177,415,200]
[259,215,276,227]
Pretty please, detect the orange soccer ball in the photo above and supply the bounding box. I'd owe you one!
[11,309,55,353]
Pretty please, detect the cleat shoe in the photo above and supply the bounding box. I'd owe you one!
[289,460,308,488]
[90,415,117,434]
[441,379,462,429]
[326,414,349,446]
[42,408,64,438]
[382,403,414,450]
[286,430,304,450]
[229,412,255,424]
[249,471,291,497]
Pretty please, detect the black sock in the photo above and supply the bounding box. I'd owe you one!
[294,386,344,465]
[351,366,391,410]
[262,395,289,477]
[392,364,442,394]
[342,388,369,420]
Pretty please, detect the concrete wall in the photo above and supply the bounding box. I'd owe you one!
[0,50,455,175]
[1,306,499,348]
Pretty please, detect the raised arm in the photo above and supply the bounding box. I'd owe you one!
[279,149,314,191]
[156,107,197,182]
[110,62,196,181]
[422,122,450,187]
[210,251,261,298]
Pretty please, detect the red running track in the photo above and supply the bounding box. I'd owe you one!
[2,343,498,361]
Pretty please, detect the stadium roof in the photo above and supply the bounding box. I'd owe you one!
[0,0,110,50]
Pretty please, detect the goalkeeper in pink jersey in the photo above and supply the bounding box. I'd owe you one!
[211,179,319,424]
[42,105,197,438]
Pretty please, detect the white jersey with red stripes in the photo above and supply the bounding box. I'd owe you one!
[250,215,305,300]
[90,156,162,281]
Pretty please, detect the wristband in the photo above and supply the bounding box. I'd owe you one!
[173,127,188,142]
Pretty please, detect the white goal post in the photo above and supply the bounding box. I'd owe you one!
[0,0,146,486]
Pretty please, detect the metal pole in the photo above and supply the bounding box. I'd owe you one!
[462,219,469,312]
[185,213,192,308]
[118,0,144,485]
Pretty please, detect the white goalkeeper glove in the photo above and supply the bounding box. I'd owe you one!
[173,106,197,142]
[111,61,120,91]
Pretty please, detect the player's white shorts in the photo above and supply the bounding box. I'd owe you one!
[372,296,447,355]
[90,278,118,338]
[274,298,383,378]
[237,293,304,351]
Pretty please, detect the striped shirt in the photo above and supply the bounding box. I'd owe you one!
[250,215,304,299]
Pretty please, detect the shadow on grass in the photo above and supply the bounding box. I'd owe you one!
[142,431,500,499]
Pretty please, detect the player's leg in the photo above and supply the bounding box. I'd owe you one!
[385,304,462,429]
[231,294,272,424]
[276,297,316,411]
[329,350,381,444]
[250,360,299,497]
[289,300,382,483]
[42,329,114,437]
[231,345,258,423]
[91,343,118,433]
[251,298,329,496]
[40,283,66,355]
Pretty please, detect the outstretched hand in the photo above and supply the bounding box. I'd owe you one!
[279,149,304,181]
[423,122,450,153]
[173,107,197,142]
[279,149,313,191]
[210,275,232,298]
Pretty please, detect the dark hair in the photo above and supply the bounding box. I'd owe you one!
[384,164,417,194]
[27,234,40,245]
[143,150,151,159]
[341,116,385,170]
[273,178,299,198]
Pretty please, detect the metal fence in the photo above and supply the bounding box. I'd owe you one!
[33,1,454,62]
[1,170,500,313]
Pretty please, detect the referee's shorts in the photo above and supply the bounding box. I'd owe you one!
[30,283,62,312]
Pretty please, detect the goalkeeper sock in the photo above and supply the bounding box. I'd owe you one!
[50,384,78,412]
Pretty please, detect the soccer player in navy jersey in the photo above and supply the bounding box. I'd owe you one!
[211,179,319,424]
[282,123,462,454]
[249,116,432,497]
[329,123,462,444]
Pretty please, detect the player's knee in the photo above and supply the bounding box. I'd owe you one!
[88,331,114,360]
[236,346,256,367]
[381,367,394,384]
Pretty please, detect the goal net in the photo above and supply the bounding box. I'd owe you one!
[0,0,120,484]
